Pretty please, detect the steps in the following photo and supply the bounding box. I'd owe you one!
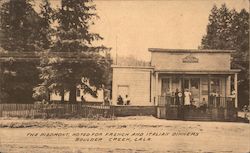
[183,111,213,121]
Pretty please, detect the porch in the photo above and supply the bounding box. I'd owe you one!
[154,71,239,121]
[154,71,239,108]
[158,95,236,109]
[157,96,237,121]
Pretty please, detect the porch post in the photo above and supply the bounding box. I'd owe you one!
[226,75,231,97]
[155,72,159,105]
[234,73,238,108]
[208,74,211,106]
[181,75,184,105]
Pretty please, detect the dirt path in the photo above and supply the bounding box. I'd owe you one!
[0,116,249,153]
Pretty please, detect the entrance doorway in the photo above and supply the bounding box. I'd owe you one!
[183,78,200,105]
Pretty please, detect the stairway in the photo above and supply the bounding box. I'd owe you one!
[183,110,213,121]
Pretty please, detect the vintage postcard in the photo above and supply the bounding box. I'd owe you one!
[0,0,249,152]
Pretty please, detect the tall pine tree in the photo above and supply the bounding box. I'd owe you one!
[32,0,55,101]
[37,0,110,103]
[0,0,48,103]
[201,4,249,108]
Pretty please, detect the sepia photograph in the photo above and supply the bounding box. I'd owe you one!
[0,0,249,152]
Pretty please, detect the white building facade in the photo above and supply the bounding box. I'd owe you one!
[112,49,240,107]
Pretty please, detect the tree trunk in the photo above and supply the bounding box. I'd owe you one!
[69,85,77,103]
[61,89,65,103]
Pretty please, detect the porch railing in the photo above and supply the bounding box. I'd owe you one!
[158,96,235,108]
[158,96,181,106]
[208,96,235,108]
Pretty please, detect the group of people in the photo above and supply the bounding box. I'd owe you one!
[117,95,130,105]
[174,88,193,106]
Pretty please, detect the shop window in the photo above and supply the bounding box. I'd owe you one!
[161,78,170,96]
[184,79,189,89]
[172,77,180,92]
[201,79,208,95]
[191,78,199,89]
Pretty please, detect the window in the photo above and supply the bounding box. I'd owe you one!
[211,79,220,94]
[161,78,170,95]
[191,78,199,89]
[184,79,189,89]
[172,77,180,92]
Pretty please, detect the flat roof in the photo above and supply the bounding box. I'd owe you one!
[148,48,235,53]
[154,69,240,74]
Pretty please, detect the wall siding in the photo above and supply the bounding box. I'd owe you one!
[112,68,153,106]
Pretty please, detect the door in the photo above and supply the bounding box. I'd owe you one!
[183,78,200,105]
[117,85,129,100]
[190,78,200,104]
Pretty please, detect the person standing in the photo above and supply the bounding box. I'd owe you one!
[175,88,183,119]
[175,88,181,105]
[184,89,191,105]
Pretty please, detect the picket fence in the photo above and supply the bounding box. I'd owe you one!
[0,103,115,119]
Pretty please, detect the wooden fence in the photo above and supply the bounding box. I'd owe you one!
[0,104,115,119]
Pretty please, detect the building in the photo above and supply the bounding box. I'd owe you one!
[112,48,240,108]
[50,87,104,103]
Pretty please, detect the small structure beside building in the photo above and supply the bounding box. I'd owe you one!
[112,48,240,120]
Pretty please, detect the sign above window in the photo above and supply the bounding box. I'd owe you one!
[182,54,199,63]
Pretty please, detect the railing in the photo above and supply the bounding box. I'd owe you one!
[158,95,235,109]
[208,96,235,108]
[158,96,181,106]
[0,103,115,119]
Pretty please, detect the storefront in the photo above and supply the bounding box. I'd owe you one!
[112,48,239,108]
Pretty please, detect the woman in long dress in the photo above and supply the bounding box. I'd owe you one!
[184,89,191,105]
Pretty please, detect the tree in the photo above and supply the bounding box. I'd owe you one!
[38,0,55,50]
[201,4,249,108]
[37,0,110,103]
[0,0,44,51]
[0,0,46,103]
[32,0,55,102]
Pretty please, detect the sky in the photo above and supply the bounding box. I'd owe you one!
[35,0,249,61]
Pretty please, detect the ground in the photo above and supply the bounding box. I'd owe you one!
[0,116,249,153]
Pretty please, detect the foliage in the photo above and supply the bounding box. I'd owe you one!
[0,0,44,51]
[116,55,151,67]
[36,0,110,103]
[0,0,47,103]
[201,4,249,107]
[32,0,55,101]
